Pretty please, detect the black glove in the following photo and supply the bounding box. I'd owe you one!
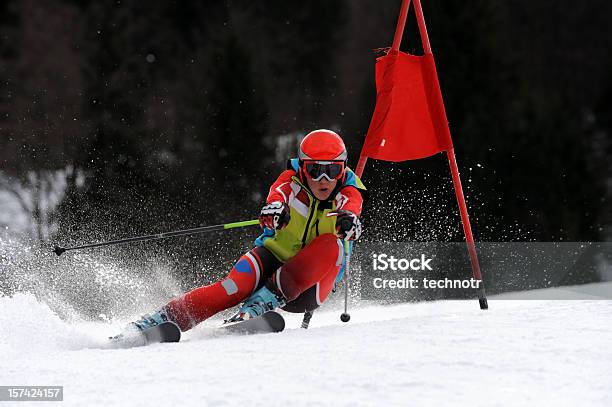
[329,210,362,240]
[260,201,291,230]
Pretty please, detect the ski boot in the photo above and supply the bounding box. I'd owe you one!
[110,308,180,347]
[226,284,286,323]
[132,308,172,331]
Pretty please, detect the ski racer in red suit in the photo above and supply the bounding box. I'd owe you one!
[126,129,366,334]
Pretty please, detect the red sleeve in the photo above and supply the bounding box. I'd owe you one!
[266,170,296,204]
[335,186,364,216]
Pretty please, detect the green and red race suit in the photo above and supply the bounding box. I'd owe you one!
[255,158,366,262]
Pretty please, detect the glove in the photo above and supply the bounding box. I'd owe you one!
[329,210,362,240]
[260,201,291,230]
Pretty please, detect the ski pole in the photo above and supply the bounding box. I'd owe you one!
[340,239,351,323]
[301,310,314,329]
[52,219,260,256]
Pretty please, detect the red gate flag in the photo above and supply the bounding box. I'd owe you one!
[355,0,488,310]
[362,50,453,162]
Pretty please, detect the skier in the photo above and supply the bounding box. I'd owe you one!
[123,129,366,337]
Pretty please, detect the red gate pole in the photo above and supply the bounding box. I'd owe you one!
[355,0,413,178]
[413,0,488,309]
[354,154,368,179]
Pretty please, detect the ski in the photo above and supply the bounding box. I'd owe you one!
[221,311,285,335]
[142,321,181,344]
[109,312,283,348]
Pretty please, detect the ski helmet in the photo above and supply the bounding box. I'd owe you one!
[298,129,347,162]
[298,129,347,182]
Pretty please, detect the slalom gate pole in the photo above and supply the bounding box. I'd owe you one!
[447,149,488,309]
[52,219,260,256]
[412,0,488,309]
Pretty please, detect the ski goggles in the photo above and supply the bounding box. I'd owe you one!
[302,161,345,181]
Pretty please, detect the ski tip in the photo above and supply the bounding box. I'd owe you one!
[108,324,147,349]
[266,311,285,331]
[143,321,181,344]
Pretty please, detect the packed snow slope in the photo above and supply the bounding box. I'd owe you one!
[1,284,611,407]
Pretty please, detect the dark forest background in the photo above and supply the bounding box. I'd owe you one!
[1,0,612,286]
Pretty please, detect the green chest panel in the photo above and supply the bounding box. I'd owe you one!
[263,179,339,262]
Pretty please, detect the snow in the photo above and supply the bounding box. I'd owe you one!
[1,285,612,406]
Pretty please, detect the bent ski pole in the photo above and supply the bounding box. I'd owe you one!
[52,219,260,256]
[340,239,351,322]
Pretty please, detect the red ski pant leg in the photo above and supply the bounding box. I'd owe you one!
[274,234,344,303]
[165,247,277,331]
[281,256,340,313]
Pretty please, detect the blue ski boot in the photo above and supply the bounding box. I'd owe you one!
[110,308,180,347]
[227,285,286,322]
[132,308,172,331]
